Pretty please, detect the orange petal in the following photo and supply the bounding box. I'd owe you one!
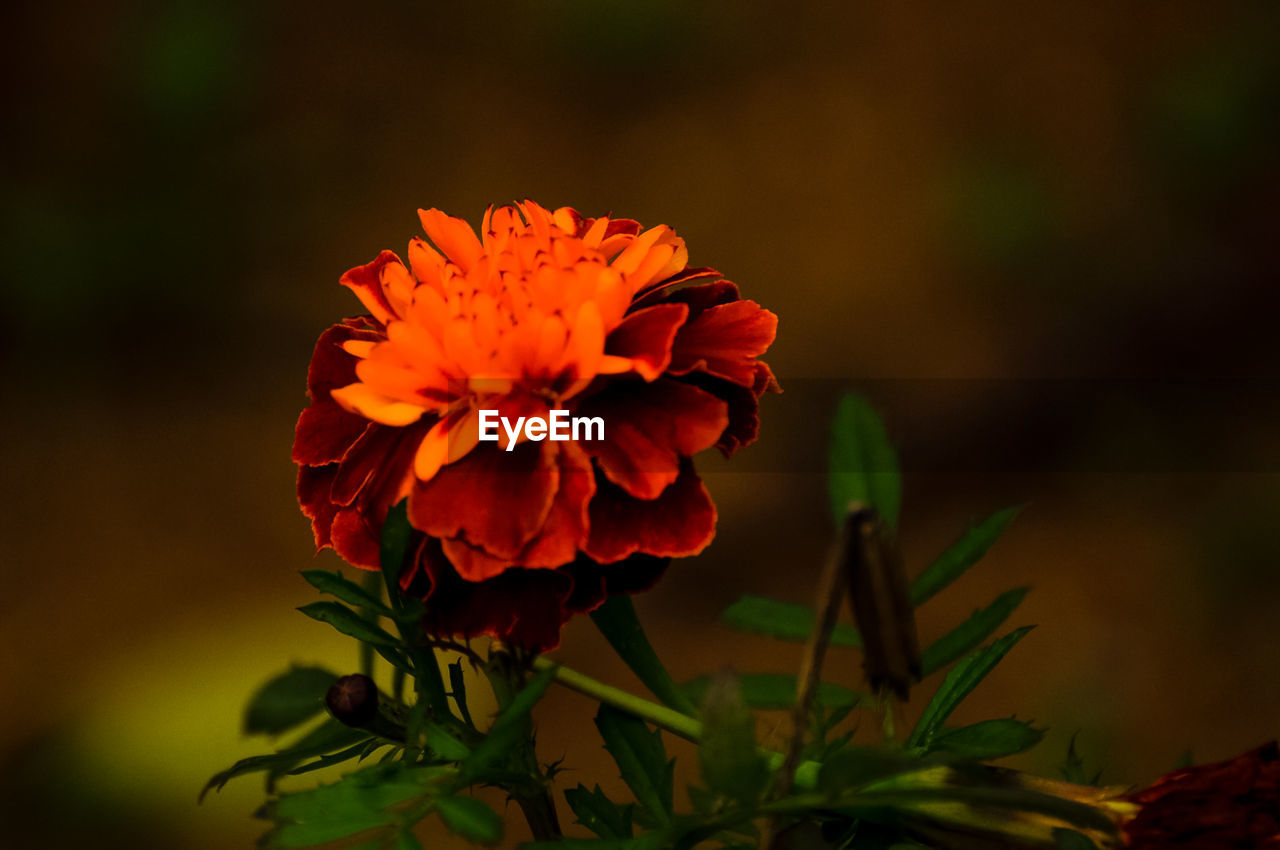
[340,251,405,324]
[418,208,484,271]
[331,382,428,426]
[413,415,454,481]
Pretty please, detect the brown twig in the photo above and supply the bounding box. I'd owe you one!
[762,505,868,847]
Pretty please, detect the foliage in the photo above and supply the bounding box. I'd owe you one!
[206,393,1120,850]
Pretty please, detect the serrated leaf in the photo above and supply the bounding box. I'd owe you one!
[682,673,862,709]
[301,570,391,615]
[828,393,902,530]
[565,783,634,839]
[1060,733,1102,785]
[911,507,1020,606]
[595,705,674,826]
[422,722,471,761]
[264,762,444,848]
[297,601,401,649]
[720,595,862,647]
[920,587,1030,676]
[201,719,369,801]
[435,795,503,844]
[285,740,378,777]
[462,665,556,781]
[448,659,475,728]
[928,718,1045,759]
[907,626,1035,751]
[244,666,340,736]
[590,595,696,715]
[697,673,771,804]
[817,746,925,794]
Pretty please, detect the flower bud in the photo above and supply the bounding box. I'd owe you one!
[841,506,921,700]
[326,673,379,728]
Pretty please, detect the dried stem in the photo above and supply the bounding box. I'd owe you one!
[762,507,862,847]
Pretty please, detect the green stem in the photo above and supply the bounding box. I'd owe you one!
[489,651,562,842]
[535,656,703,741]
[533,657,823,790]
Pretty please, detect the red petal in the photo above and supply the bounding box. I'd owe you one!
[520,442,596,567]
[668,299,778,387]
[331,424,395,506]
[604,218,642,238]
[418,538,574,652]
[682,362,780,457]
[580,379,728,500]
[655,279,740,317]
[294,401,370,466]
[330,507,381,569]
[603,303,688,381]
[408,440,558,566]
[306,323,381,397]
[294,323,385,465]
[440,538,514,582]
[340,251,404,325]
[631,266,724,305]
[298,464,340,549]
[584,460,717,563]
[562,554,670,614]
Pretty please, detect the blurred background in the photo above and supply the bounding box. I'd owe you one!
[3,1,1279,846]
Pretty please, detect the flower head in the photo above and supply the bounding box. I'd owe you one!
[294,201,777,649]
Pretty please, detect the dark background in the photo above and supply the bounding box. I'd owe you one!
[3,1,1279,846]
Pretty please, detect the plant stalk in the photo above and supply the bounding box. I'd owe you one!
[490,651,562,841]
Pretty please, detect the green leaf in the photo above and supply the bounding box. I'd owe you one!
[720,595,862,647]
[911,507,1020,606]
[1060,733,1102,786]
[682,673,862,709]
[396,829,425,850]
[817,746,925,794]
[448,659,475,728]
[462,665,556,781]
[697,673,771,805]
[301,570,391,616]
[919,587,1030,676]
[1052,828,1100,850]
[296,601,401,649]
[244,666,340,736]
[380,500,414,601]
[837,784,1117,835]
[928,718,1045,759]
[435,795,503,845]
[422,722,471,761]
[828,393,902,529]
[285,740,380,777]
[564,784,634,839]
[594,704,674,826]
[590,595,697,715]
[264,762,446,848]
[201,719,369,800]
[907,626,1035,750]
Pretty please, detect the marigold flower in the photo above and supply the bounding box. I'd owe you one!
[294,201,777,649]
